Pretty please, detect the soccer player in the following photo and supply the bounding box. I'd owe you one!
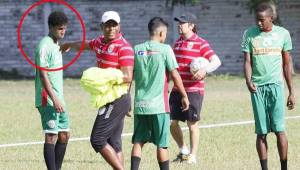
[130,17,189,170]
[35,11,70,170]
[242,3,295,170]
[170,13,221,164]
[61,11,133,170]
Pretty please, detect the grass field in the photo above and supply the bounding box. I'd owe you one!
[0,75,299,170]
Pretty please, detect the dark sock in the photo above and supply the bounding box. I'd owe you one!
[260,159,268,170]
[280,159,287,170]
[55,141,67,170]
[44,143,56,170]
[131,156,141,170]
[159,160,169,170]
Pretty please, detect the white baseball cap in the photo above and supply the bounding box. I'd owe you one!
[101,11,120,24]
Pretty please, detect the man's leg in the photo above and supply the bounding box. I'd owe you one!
[108,117,125,167]
[55,131,70,170]
[44,133,58,170]
[275,132,288,170]
[256,134,268,170]
[187,121,199,163]
[131,143,144,170]
[99,144,124,170]
[157,147,169,170]
[170,120,186,149]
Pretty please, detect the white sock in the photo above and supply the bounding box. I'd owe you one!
[180,146,189,155]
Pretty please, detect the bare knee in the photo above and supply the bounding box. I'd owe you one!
[45,133,58,144]
[187,121,198,130]
[58,132,70,143]
[257,134,267,142]
[171,120,179,128]
[275,132,287,141]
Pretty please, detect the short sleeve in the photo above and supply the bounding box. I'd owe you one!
[241,29,251,53]
[37,46,49,67]
[88,39,97,51]
[165,45,178,72]
[283,30,292,51]
[118,45,134,67]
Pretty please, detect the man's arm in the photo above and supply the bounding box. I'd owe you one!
[120,66,134,84]
[60,41,91,53]
[170,69,189,111]
[40,70,64,113]
[282,51,295,110]
[244,52,256,93]
[192,55,221,80]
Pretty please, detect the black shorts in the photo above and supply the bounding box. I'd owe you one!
[169,91,203,122]
[90,93,131,153]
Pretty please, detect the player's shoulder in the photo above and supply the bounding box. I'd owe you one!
[243,26,260,36]
[36,36,52,50]
[274,25,290,34]
[134,42,146,50]
[118,35,132,47]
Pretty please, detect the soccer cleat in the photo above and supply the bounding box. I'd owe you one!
[186,154,197,164]
[172,153,189,162]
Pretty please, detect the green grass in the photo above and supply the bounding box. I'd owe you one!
[0,75,299,170]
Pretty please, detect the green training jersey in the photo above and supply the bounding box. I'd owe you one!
[134,40,178,115]
[35,36,64,107]
[241,25,292,86]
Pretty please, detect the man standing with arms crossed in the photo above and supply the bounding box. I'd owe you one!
[242,3,295,170]
[61,11,133,170]
[35,11,70,170]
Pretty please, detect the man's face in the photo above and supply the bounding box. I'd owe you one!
[102,20,120,40]
[50,25,67,40]
[256,11,273,31]
[177,22,193,35]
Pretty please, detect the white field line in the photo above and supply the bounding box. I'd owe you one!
[1,115,300,148]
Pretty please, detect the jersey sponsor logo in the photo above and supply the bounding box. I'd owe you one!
[135,100,156,108]
[253,47,282,55]
[47,120,56,129]
[137,50,160,57]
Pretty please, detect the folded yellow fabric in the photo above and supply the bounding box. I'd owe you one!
[80,67,128,108]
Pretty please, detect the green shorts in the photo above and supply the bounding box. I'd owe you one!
[251,84,285,135]
[37,106,70,134]
[132,113,170,148]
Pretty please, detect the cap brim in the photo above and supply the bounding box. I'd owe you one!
[102,19,119,24]
[174,17,187,23]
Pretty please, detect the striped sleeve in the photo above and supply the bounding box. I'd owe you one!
[199,41,215,60]
[88,38,97,51]
[118,45,134,67]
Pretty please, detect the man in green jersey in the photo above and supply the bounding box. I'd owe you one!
[242,3,295,170]
[35,11,69,170]
[130,17,189,170]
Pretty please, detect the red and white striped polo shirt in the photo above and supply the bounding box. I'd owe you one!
[173,33,215,94]
[89,33,134,68]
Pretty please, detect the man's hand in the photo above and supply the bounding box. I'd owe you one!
[59,43,71,53]
[246,81,256,93]
[192,69,206,81]
[53,97,64,113]
[181,96,190,111]
[287,94,295,110]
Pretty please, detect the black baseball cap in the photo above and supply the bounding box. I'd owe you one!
[174,13,197,23]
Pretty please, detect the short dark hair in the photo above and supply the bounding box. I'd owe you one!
[255,3,274,16]
[48,11,68,27]
[148,17,168,36]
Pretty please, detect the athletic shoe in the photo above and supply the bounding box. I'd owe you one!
[186,154,197,164]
